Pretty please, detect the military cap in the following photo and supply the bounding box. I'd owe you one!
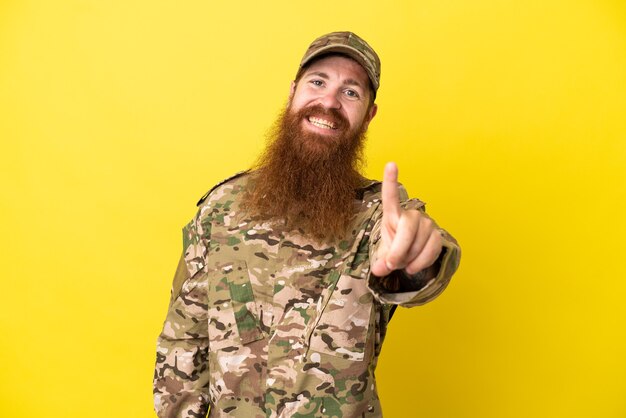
[297,31,381,94]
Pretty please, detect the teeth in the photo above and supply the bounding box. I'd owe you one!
[308,117,336,129]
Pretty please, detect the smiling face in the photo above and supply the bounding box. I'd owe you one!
[288,54,378,141]
[242,54,380,240]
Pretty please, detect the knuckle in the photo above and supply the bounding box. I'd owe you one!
[408,261,424,275]
[431,230,442,246]
[405,266,418,275]
[425,241,442,261]
[386,253,400,266]
[409,209,421,219]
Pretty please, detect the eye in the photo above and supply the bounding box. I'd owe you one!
[344,89,360,99]
[310,79,324,87]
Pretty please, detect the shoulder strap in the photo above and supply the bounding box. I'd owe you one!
[196,170,249,206]
[355,178,381,200]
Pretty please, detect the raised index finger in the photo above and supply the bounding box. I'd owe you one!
[382,162,401,221]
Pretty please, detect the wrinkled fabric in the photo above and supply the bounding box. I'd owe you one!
[154,172,460,418]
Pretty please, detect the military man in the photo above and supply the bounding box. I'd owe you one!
[153,31,461,417]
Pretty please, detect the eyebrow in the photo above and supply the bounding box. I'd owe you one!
[306,71,364,89]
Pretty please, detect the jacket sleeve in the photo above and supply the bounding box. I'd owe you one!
[154,216,211,418]
[366,190,461,308]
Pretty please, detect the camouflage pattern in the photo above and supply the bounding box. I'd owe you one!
[298,32,381,93]
[154,173,460,417]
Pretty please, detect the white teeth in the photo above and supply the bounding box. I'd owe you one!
[308,117,336,129]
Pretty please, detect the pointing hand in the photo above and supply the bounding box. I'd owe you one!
[371,162,443,277]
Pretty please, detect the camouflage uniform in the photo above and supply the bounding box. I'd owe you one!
[153,172,461,417]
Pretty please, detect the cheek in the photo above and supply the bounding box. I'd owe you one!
[289,96,309,113]
[288,95,304,113]
[349,108,368,127]
[292,87,314,104]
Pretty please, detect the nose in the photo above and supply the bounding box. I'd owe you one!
[318,90,341,109]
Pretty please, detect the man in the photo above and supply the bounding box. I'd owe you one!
[154,31,461,418]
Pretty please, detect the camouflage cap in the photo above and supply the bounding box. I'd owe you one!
[297,31,381,95]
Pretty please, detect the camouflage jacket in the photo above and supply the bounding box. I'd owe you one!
[154,172,460,418]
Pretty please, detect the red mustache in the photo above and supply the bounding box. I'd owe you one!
[296,104,349,131]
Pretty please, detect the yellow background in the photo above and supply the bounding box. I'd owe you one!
[1,0,625,417]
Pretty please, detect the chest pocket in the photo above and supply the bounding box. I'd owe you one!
[207,260,265,350]
[307,272,374,361]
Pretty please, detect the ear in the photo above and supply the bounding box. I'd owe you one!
[289,81,296,102]
[363,103,378,130]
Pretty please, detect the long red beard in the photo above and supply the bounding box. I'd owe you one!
[242,103,369,240]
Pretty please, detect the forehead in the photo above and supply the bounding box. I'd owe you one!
[300,55,370,86]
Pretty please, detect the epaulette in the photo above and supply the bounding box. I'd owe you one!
[355,178,381,200]
[196,170,249,206]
